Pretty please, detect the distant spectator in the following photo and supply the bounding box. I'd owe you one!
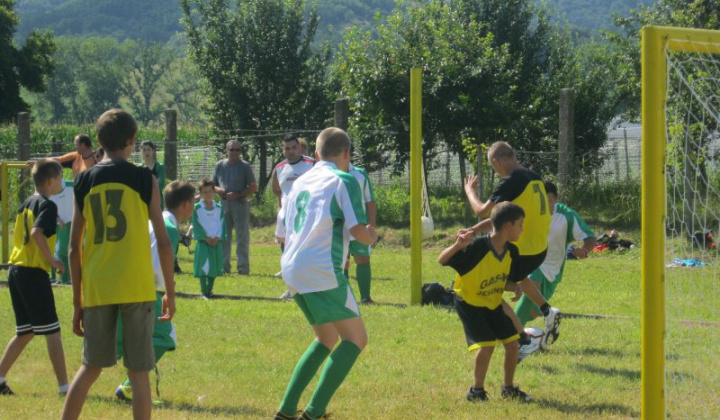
[27,134,97,179]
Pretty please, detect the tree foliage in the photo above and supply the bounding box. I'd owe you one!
[0,0,55,123]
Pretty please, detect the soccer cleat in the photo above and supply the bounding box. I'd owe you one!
[273,411,297,420]
[298,411,331,420]
[0,382,14,395]
[466,386,489,402]
[501,385,533,402]
[542,307,562,348]
[279,290,293,300]
[274,271,283,278]
[359,298,375,305]
[115,383,132,401]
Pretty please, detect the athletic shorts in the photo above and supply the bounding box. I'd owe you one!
[455,297,519,351]
[349,240,371,257]
[511,249,547,281]
[117,292,177,358]
[8,265,60,336]
[83,301,155,371]
[294,284,360,325]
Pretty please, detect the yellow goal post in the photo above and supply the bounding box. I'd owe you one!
[641,25,720,420]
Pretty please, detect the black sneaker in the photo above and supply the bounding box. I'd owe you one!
[501,385,533,402]
[466,386,488,402]
[298,411,331,419]
[273,411,297,420]
[0,382,14,395]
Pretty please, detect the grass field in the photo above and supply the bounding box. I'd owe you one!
[0,227,715,419]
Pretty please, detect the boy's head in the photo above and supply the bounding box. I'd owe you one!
[164,180,196,222]
[32,159,63,195]
[281,133,301,162]
[490,202,524,241]
[141,141,157,161]
[96,109,137,153]
[544,180,558,210]
[198,178,215,201]
[315,128,350,167]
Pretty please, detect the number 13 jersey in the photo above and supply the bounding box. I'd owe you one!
[74,159,155,307]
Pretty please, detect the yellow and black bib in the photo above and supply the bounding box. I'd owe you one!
[446,236,520,309]
[9,195,58,271]
[74,160,155,307]
[489,168,551,255]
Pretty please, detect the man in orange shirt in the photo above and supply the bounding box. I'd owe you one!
[28,134,97,178]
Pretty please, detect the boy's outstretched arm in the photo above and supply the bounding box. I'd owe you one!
[148,177,175,322]
[68,201,86,337]
[349,224,377,246]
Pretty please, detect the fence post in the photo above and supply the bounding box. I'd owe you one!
[624,128,631,180]
[335,98,349,131]
[558,88,575,193]
[164,109,177,181]
[614,143,620,183]
[17,112,31,201]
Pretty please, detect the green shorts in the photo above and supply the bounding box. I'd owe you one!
[349,240,371,257]
[514,269,560,325]
[294,284,361,325]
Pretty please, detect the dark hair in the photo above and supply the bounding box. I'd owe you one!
[544,181,558,197]
[490,202,525,231]
[283,133,300,144]
[198,178,215,190]
[96,109,137,151]
[316,127,350,158]
[32,158,63,187]
[163,180,196,210]
[75,134,92,148]
[95,147,105,161]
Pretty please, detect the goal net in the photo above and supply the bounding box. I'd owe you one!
[642,26,720,420]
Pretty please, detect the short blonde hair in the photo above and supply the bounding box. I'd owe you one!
[316,127,350,158]
[32,159,62,187]
[487,141,515,162]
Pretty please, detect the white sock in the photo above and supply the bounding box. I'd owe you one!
[58,383,69,393]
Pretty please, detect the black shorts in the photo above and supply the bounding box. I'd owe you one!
[8,265,60,336]
[455,297,518,351]
[512,250,547,281]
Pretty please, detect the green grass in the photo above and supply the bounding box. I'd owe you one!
[0,229,717,419]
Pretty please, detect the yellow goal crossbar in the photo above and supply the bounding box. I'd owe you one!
[1,161,30,264]
[641,25,720,420]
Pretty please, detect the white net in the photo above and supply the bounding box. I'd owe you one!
[664,39,720,419]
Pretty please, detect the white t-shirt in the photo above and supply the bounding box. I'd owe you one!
[50,179,74,224]
[195,201,223,238]
[275,156,315,207]
[539,202,595,282]
[148,210,177,289]
[280,161,367,294]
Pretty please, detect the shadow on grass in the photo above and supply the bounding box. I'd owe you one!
[577,363,640,381]
[539,399,640,418]
[565,346,628,358]
[88,395,266,417]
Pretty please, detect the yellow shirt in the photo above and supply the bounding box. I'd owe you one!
[74,159,155,307]
[8,194,57,271]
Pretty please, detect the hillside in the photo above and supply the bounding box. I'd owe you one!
[14,0,656,44]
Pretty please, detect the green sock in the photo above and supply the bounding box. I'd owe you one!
[305,340,362,418]
[279,340,331,416]
[355,263,371,300]
[207,277,215,294]
[199,277,208,295]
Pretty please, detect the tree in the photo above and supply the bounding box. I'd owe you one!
[122,41,177,125]
[180,0,333,190]
[0,0,55,123]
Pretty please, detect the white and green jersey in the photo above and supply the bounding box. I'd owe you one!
[148,211,179,290]
[540,202,595,282]
[281,161,368,294]
[349,164,375,242]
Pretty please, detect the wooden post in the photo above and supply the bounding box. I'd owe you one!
[614,143,620,183]
[18,112,31,201]
[164,109,177,181]
[558,88,575,193]
[624,128,631,180]
[335,98,349,131]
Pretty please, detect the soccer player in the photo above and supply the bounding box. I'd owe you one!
[61,109,176,420]
[192,179,226,299]
[115,180,196,401]
[49,179,74,284]
[347,163,376,303]
[439,202,558,402]
[0,159,68,396]
[273,127,377,420]
[463,141,560,347]
[514,181,596,339]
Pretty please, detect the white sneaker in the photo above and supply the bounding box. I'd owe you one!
[542,307,562,348]
[274,271,283,278]
[279,290,292,300]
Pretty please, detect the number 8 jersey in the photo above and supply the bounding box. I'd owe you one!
[488,168,551,256]
[74,159,156,307]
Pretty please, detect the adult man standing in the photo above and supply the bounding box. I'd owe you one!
[213,140,257,275]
